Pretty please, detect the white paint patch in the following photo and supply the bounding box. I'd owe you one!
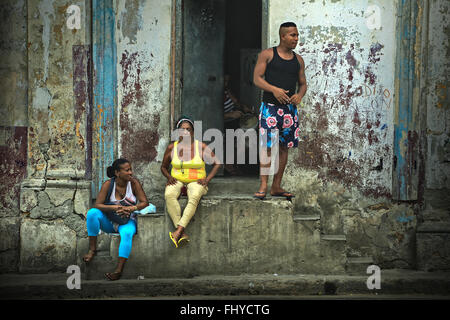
[38,0,55,83]
[33,87,52,111]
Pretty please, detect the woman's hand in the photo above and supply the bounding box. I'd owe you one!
[197,178,209,186]
[114,205,124,212]
[115,205,130,218]
[118,206,136,213]
[166,176,178,186]
[117,205,137,218]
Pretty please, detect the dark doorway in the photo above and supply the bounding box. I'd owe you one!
[180,0,261,177]
[181,0,226,135]
[225,0,262,106]
[224,0,262,176]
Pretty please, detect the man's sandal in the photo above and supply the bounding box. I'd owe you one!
[83,249,97,263]
[253,191,266,200]
[271,191,295,199]
[105,271,122,281]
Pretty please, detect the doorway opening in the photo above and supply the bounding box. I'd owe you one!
[178,0,262,177]
[224,0,262,177]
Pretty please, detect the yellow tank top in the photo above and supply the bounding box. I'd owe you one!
[171,139,206,183]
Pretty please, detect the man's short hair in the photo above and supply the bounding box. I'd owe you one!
[280,22,297,29]
[279,22,297,36]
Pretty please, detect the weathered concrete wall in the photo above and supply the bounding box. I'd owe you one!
[27,0,90,179]
[0,0,28,272]
[15,0,92,273]
[425,0,450,191]
[268,0,449,271]
[269,0,396,197]
[115,0,172,210]
[2,0,447,275]
[268,0,423,269]
[0,0,27,128]
[416,0,450,271]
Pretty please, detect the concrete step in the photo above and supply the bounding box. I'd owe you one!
[84,197,348,279]
[293,214,321,222]
[3,270,450,299]
[345,257,375,275]
[206,177,263,197]
[416,221,450,271]
[318,235,347,274]
[321,235,346,241]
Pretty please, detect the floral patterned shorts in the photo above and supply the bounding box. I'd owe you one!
[259,101,300,149]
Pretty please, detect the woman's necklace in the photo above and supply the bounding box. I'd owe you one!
[116,181,126,199]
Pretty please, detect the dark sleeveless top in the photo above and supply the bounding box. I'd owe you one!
[262,47,300,105]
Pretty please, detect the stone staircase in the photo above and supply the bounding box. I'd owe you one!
[82,177,374,279]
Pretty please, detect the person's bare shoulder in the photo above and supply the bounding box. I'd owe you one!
[295,53,305,66]
[259,48,274,63]
[130,176,141,186]
[102,179,112,189]
[165,142,175,153]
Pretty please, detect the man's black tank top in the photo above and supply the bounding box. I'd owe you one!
[262,47,300,105]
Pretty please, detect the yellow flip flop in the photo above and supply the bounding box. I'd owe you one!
[169,232,178,248]
[177,236,190,247]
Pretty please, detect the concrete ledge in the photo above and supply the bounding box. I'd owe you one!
[321,235,346,241]
[417,221,450,233]
[1,269,450,299]
[293,215,321,221]
[85,198,349,279]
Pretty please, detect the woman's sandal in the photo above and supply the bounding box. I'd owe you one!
[177,236,190,248]
[83,249,97,263]
[169,232,179,248]
[105,271,122,281]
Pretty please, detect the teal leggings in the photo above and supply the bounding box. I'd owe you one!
[86,208,136,259]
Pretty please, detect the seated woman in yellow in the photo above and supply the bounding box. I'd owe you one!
[161,116,221,248]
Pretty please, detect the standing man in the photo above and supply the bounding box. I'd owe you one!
[253,22,307,200]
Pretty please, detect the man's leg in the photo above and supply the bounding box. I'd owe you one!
[270,103,298,197]
[255,146,271,197]
[270,145,291,196]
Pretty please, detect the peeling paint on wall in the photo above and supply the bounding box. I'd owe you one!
[116,0,172,167]
[270,0,396,197]
[425,0,450,190]
[37,0,55,84]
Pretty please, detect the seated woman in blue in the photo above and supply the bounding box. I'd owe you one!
[83,158,149,281]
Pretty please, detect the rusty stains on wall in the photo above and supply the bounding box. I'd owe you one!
[119,50,159,162]
[0,127,27,211]
[119,50,148,110]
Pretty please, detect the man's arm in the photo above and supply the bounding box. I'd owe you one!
[253,49,290,104]
[290,55,307,105]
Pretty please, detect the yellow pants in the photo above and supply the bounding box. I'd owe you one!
[165,180,208,228]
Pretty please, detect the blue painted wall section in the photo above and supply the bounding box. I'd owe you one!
[393,0,421,201]
[92,0,117,198]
